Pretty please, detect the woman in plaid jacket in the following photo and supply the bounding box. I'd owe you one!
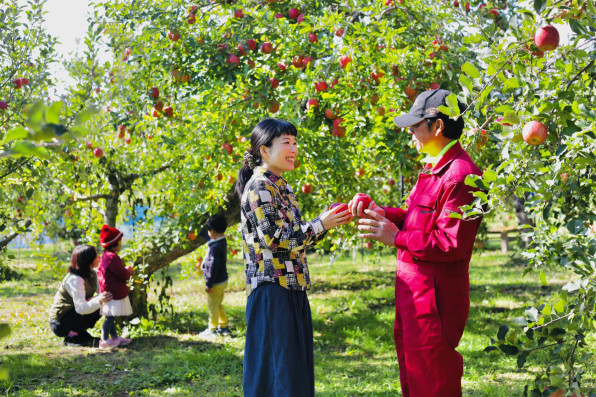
[236,119,351,397]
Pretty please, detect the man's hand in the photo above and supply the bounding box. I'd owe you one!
[357,209,399,247]
[347,194,385,218]
[205,287,212,294]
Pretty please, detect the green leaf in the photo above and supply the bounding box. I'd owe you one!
[499,344,519,355]
[2,127,29,143]
[74,106,98,125]
[483,169,497,182]
[533,0,546,13]
[484,345,498,353]
[445,93,460,117]
[459,74,473,94]
[11,141,51,159]
[0,324,10,339]
[517,351,529,368]
[539,271,547,286]
[46,102,63,124]
[26,102,45,128]
[512,316,528,326]
[462,62,480,79]
[437,105,452,116]
[497,325,509,340]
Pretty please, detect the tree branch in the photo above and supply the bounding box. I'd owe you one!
[0,220,32,249]
[564,59,595,91]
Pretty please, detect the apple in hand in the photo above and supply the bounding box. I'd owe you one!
[353,193,372,214]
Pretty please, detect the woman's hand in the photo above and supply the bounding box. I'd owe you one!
[99,291,113,304]
[320,206,353,230]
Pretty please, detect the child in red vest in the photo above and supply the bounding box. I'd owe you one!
[96,225,133,348]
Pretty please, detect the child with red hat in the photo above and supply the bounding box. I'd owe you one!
[96,225,134,348]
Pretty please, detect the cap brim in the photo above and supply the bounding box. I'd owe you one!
[393,114,424,128]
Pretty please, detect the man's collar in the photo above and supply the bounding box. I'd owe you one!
[429,141,464,174]
[255,166,287,187]
[420,139,458,167]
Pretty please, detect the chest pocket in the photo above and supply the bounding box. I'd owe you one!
[405,194,438,232]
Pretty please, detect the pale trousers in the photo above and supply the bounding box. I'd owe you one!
[207,281,228,330]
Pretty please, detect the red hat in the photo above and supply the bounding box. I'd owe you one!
[99,224,123,247]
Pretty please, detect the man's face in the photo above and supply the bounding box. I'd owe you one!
[407,119,436,154]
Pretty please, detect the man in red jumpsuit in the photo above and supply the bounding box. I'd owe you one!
[350,89,483,396]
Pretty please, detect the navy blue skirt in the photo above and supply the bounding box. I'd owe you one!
[243,283,314,397]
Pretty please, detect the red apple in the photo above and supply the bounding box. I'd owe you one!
[275,13,284,19]
[336,28,344,37]
[269,100,280,113]
[365,242,374,250]
[154,100,164,111]
[277,63,287,73]
[20,78,29,86]
[247,39,257,51]
[330,203,348,212]
[12,79,22,89]
[234,9,244,18]
[247,59,256,69]
[149,87,159,99]
[125,137,131,144]
[306,98,319,111]
[332,127,346,138]
[534,25,560,51]
[487,8,498,18]
[315,81,328,92]
[269,77,279,89]
[388,178,395,186]
[216,173,223,181]
[325,109,336,119]
[288,7,300,19]
[261,42,273,54]
[356,169,365,178]
[228,54,240,65]
[163,106,174,118]
[222,143,233,155]
[429,82,440,90]
[453,0,459,6]
[522,121,547,145]
[495,116,512,126]
[168,31,180,41]
[353,193,372,211]
[465,2,470,12]
[187,14,196,24]
[308,33,318,43]
[301,183,312,194]
[377,107,386,116]
[17,195,23,203]
[0,101,7,110]
[292,55,304,68]
[188,231,197,241]
[64,210,73,218]
[93,147,104,158]
[333,117,345,129]
[560,173,569,183]
[339,55,352,69]
[297,14,305,23]
[331,78,339,88]
[237,45,247,56]
[302,56,313,67]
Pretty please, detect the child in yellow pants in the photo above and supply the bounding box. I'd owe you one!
[199,215,231,337]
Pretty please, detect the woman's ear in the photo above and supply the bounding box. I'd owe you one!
[259,145,268,161]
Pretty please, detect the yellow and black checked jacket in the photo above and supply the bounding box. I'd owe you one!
[241,167,327,296]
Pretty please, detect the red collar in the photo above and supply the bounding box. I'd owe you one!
[430,141,464,175]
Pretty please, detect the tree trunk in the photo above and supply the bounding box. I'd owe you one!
[0,220,31,249]
[128,186,241,317]
[513,194,533,247]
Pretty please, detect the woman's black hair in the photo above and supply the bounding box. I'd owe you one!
[235,118,298,198]
[69,245,98,279]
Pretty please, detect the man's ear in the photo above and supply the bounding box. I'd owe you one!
[434,119,445,137]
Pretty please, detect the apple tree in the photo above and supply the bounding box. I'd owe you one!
[438,0,595,394]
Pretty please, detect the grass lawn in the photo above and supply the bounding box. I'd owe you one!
[1,245,594,396]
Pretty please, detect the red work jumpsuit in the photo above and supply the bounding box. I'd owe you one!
[383,142,483,397]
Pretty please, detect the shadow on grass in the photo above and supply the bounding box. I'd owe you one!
[1,335,242,396]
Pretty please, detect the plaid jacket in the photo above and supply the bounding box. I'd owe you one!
[241,167,327,296]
